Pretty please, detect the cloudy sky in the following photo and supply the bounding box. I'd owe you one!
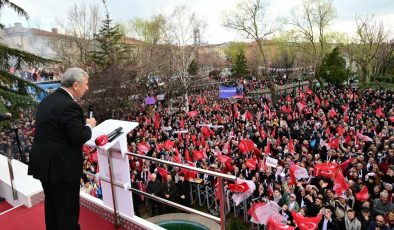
[1,0,393,44]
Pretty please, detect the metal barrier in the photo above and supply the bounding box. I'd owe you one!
[84,150,237,230]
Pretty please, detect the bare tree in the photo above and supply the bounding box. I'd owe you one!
[54,3,101,69]
[223,0,277,100]
[288,0,336,87]
[164,5,204,111]
[345,15,388,83]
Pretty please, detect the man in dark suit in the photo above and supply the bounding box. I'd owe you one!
[28,67,96,230]
[161,174,177,213]
[176,173,191,207]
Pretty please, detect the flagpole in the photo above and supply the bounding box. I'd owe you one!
[218,177,226,230]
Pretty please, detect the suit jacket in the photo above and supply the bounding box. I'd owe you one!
[28,88,92,183]
[318,217,340,230]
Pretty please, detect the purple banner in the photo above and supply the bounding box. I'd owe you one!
[144,97,156,105]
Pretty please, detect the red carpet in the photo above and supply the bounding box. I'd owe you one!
[0,202,121,230]
[0,201,13,213]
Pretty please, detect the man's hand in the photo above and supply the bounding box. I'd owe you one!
[86,118,96,128]
[180,195,185,199]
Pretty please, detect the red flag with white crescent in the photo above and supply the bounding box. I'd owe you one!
[291,211,322,230]
[355,186,369,202]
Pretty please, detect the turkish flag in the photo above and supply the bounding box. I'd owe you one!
[339,157,354,171]
[239,139,255,153]
[288,138,295,154]
[245,159,257,170]
[376,107,385,118]
[337,125,345,136]
[271,127,276,138]
[201,126,214,137]
[248,202,266,223]
[217,152,231,163]
[245,110,253,121]
[232,179,256,205]
[333,169,349,196]
[355,186,369,202]
[248,201,284,225]
[228,181,250,193]
[267,216,295,230]
[291,211,322,230]
[187,111,198,117]
[200,136,206,148]
[329,138,339,149]
[314,163,338,179]
[329,108,337,118]
[192,150,206,161]
[260,128,267,139]
[290,164,309,180]
[137,142,151,155]
[157,167,168,179]
[184,149,192,162]
[164,140,175,151]
[264,143,271,155]
[172,153,182,164]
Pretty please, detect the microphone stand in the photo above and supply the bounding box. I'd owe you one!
[11,122,24,162]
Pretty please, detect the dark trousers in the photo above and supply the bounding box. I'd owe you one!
[41,182,80,230]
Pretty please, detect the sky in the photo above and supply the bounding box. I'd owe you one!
[1,0,393,44]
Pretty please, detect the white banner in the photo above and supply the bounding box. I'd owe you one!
[265,157,278,168]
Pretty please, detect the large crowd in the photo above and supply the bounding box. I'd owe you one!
[2,75,394,230]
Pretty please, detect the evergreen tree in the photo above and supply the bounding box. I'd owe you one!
[232,51,248,78]
[86,1,137,121]
[320,47,350,85]
[0,1,52,116]
[88,4,129,70]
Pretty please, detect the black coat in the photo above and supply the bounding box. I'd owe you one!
[147,179,162,196]
[176,179,191,206]
[318,218,340,230]
[28,88,92,183]
[161,180,177,201]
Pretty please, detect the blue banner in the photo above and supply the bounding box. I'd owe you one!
[219,85,244,99]
[219,86,237,99]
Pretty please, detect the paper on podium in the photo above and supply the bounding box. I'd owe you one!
[85,119,139,154]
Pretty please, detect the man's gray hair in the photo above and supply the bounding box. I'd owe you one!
[61,67,88,87]
[380,190,388,198]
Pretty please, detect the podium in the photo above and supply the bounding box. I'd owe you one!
[85,119,139,220]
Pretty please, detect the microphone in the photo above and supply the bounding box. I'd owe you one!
[88,105,94,119]
[107,127,123,139]
[94,127,123,146]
